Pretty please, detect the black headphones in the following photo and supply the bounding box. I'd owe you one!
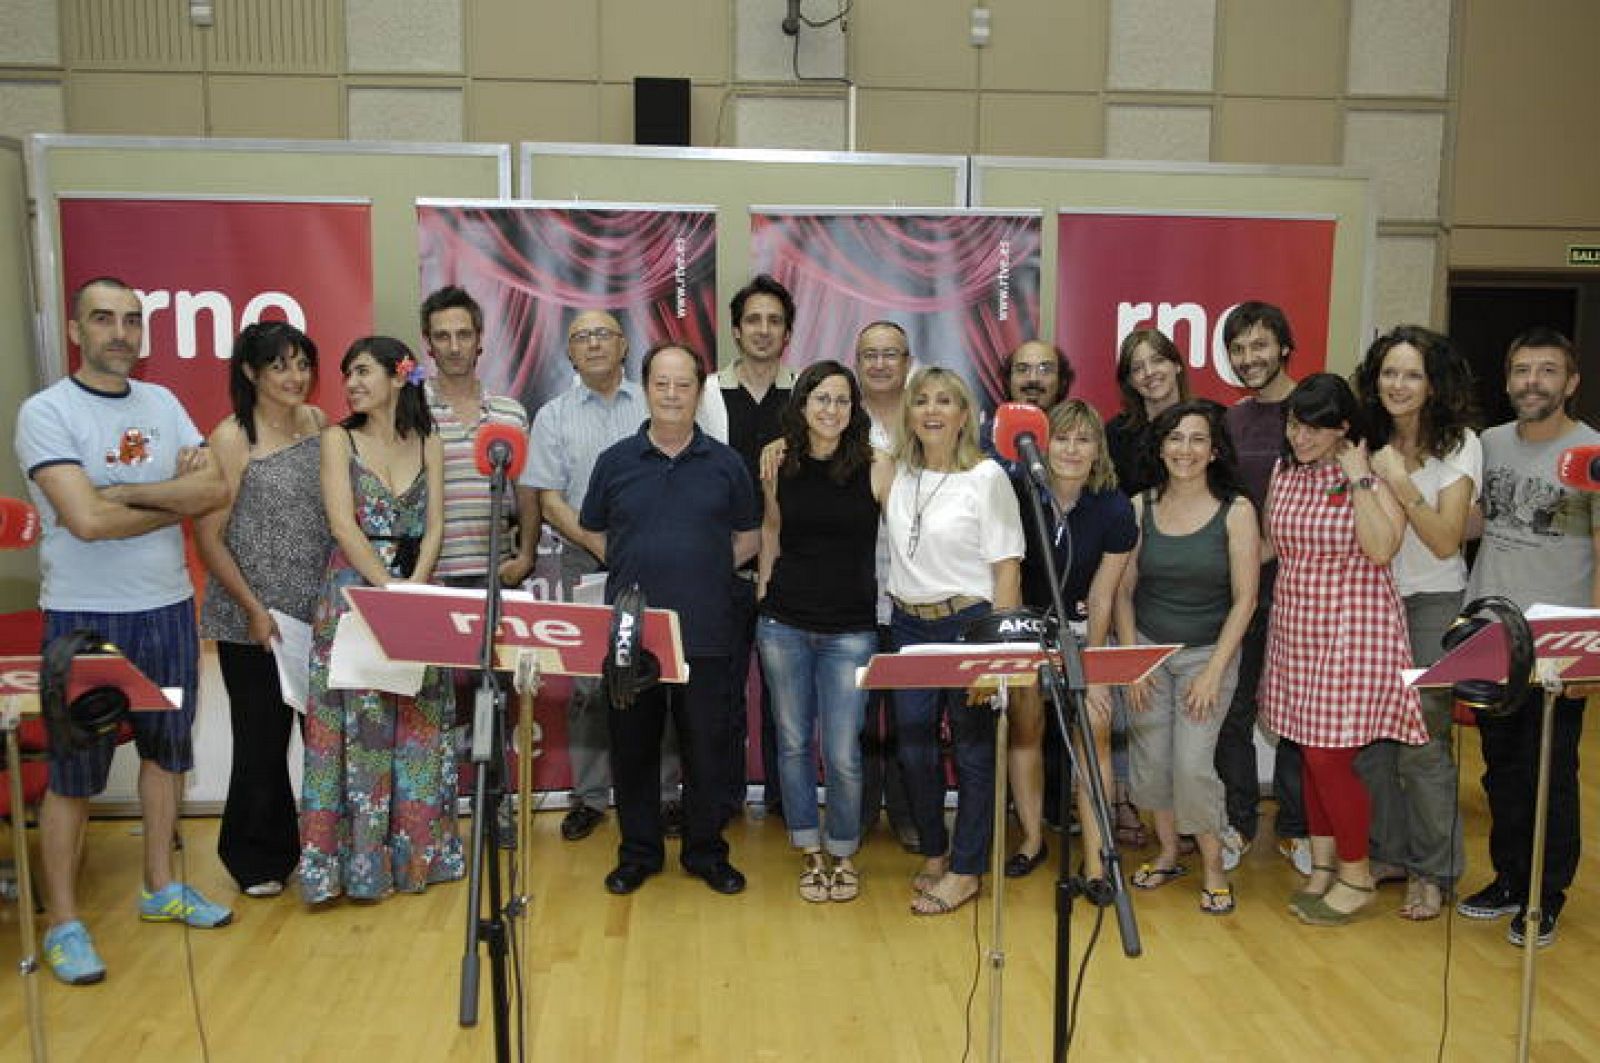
[960,607,1058,646]
[40,628,132,752]
[1439,596,1534,718]
[602,583,661,711]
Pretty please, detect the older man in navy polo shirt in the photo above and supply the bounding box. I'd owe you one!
[580,342,761,896]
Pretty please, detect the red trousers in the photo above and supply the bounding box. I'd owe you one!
[1300,745,1371,863]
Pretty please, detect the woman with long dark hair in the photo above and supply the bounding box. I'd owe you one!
[1353,326,1481,920]
[299,336,461,904]
[885,367,1024,916]
[1005,400,1135,881]
[1259,374,1426,925]
[756,361,895,902]
[197,322,331,897]
[1116,400,1258,914]
[1105,328,1192,497]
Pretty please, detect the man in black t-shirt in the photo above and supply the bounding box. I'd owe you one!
[719,275,798,821]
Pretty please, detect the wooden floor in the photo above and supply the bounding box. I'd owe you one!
[4,725,1598,1063]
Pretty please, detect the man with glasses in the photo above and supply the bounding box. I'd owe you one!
[849,322,920,850]
[520,309,682,841]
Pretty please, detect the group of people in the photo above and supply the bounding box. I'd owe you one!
[15,273,1593,988]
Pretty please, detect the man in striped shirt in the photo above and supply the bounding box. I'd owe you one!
[420,285,539,589]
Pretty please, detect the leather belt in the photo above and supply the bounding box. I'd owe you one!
[890,594,985,620]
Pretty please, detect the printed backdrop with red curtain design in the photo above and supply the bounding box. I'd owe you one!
[1055,211,1337,420]
[417,202,718,791]
[749,210,1042,411]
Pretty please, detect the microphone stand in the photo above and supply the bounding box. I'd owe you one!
[1013,448,1141,1063]
[458,446,516,1063]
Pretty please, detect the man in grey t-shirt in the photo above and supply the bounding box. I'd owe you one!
[1455,327,1599,948]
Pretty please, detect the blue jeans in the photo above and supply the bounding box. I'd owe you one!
[890,602,996,876]
[756,616,875,856]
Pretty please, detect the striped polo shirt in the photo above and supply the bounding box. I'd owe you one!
[425,379,530,581]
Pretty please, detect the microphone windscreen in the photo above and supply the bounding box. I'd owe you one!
[992,402,1050,463]
[473,423,528,480]
[1556,445,1600,491]
[0,496,41,550]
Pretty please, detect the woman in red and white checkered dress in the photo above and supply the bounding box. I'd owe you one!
[1259,374,1426,926]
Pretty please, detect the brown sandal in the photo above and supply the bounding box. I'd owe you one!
[829,862,860,903]
[798,853,830,903]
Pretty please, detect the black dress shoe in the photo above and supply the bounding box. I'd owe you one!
[1004,844,1048,879]
[687,861,746,895]
[605,863,655,895]
[561,804,605,842]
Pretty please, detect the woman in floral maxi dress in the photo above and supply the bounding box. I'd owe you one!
[299,336,463,903]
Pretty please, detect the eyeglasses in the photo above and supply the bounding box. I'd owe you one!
[807,393,853,409]
[569,327,620,345]
[858,348,906,364]
[1013,362,1058,378]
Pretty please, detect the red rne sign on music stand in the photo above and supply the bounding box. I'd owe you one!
[343,586,689,682]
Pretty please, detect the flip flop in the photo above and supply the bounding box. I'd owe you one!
[1200,885,1236,916]
[1132,863,1188,890]
[911,883,979,916]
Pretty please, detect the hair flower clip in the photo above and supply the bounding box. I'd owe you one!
[395,355,427,386]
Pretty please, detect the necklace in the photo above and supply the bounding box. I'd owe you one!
[906,468,951,560]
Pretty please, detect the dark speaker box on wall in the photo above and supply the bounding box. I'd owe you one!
[634,77,691,146]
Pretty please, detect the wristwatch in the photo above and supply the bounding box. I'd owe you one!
[1353,475,1377,491]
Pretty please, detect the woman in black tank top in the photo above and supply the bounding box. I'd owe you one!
[756,362,895,903]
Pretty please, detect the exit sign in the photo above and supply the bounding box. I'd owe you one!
[1571,245,1600,267]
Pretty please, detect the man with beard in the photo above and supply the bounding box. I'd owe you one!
[1456,327,1598,948]
[16,276,231,984]
[1216,301,1310,876]
[1005,340,1073,411]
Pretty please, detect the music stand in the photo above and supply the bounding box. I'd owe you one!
[1414,607,1600,1063]
[860,640,1175,1063]
[340,584,687,1061]
[1,650,178,1063]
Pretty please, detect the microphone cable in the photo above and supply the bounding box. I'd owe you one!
[170,808,214,1062]
[1434,717,1468,1063]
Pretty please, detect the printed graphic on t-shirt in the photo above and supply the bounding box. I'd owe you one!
[105,426,161,467]
[1482,466,1590,538]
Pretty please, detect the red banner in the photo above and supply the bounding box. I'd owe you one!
[57,197,374,434]
[1055,212,1336,419]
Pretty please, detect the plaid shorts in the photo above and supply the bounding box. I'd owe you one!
[45,599,200,797]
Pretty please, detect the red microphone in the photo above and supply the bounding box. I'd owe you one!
[473,423,528,481]
[1557,445,1600,491]
[0,496,41,549]
[993,402,1051,487]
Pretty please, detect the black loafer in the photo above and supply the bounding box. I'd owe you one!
[1004,845,1048,879]
[561,804,605,842]
[688,861,746,895]
[604,863,655,895]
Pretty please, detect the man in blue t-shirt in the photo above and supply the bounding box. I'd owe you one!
[580,342,760,896]
[14,277,230,985]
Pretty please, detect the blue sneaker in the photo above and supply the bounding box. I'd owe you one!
[43,920,106,985]
[138,883,234,928]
